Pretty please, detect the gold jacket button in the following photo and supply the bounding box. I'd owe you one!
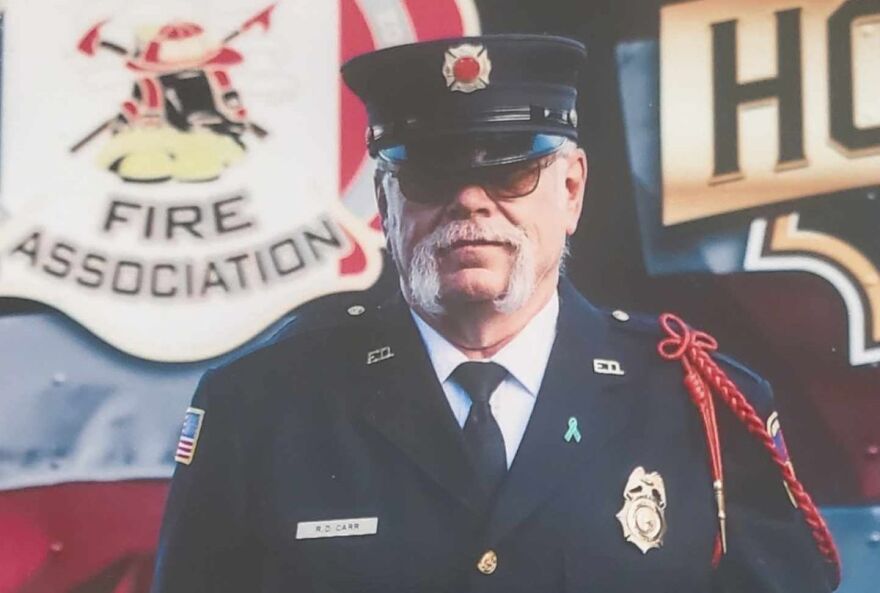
[477,549,498,575]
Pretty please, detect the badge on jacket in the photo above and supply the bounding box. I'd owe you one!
[616,466,667,553]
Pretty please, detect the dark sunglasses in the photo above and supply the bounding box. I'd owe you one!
[391,151,561,205]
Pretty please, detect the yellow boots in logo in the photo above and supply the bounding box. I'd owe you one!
[97,125,245,183]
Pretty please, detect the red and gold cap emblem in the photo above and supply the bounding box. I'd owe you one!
[442,43,491,93]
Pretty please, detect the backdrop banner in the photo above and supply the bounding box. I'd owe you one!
[0,0,382,362]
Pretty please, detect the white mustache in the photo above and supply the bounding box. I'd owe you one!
[424,220,527,252]
[399,219,535,315]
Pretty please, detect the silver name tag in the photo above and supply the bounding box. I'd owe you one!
[295,517,379,540]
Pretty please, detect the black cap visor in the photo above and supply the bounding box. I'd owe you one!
[377,132,567,170]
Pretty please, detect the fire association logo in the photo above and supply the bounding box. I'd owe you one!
[0,0,478,363]
[72,7,275,183]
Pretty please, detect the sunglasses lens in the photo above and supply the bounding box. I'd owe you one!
[396,168,456,204]
[395,155,552,204]
[482,161,543,199]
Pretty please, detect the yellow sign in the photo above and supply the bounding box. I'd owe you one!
[661,0,880,225]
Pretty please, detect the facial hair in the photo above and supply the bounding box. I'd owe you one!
[389,216,537,316]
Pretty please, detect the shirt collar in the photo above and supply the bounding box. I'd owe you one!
[410,292,560,397]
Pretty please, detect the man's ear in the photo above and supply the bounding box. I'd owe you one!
[374,173,389,231]
[564,148,587,235]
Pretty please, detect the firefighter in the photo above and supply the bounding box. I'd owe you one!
[152,34,840,593]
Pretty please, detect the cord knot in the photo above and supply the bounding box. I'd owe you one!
[658,313,718,360]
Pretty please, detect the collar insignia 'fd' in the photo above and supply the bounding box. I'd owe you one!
[442,43,491,93]
[366,346,395,365]
[616,466,668,553]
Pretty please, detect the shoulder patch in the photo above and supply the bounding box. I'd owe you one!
[766,410,799,507]
[766,411,791,463]
[175,406,205,465]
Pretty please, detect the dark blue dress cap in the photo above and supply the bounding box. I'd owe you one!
[341,34,587,168]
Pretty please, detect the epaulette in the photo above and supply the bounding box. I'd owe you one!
[269,290,380,343]
[605,307,767,393]
[601,309,660,333]
[600,307,663,335]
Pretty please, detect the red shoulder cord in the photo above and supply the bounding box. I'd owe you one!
[657,313,841,587]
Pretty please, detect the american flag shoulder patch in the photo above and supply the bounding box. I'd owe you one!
[175,407,205,465]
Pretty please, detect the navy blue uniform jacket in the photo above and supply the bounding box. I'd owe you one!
[151,279,836,592]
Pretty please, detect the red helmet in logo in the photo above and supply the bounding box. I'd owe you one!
[127,21,243,72]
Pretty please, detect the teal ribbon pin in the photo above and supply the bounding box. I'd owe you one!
[564,417,582,443]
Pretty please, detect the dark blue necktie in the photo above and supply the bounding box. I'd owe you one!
[452,361,509,498]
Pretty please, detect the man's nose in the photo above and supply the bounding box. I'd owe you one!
[447,183,493,218]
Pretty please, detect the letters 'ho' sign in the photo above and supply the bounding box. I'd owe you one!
[661,0,880,366]
[0,0,384,362]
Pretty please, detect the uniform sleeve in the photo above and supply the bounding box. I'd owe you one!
[712,377,837,593]
[151,368,259,593]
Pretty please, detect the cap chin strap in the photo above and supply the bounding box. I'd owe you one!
[657,313,841,588]
[376,133,567,167]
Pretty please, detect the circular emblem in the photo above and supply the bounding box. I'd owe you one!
[616,466,667,554]
[442,43,492,93]
[453,56,481,82]
[622,498,665,542]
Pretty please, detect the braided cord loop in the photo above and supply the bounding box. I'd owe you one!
[657,313,841,587]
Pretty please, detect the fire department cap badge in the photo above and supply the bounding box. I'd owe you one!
[442,43,491,93]
[616,466,668,553]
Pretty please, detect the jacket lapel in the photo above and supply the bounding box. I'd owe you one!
[486,280,644,543]
[359,294,485,515]
[357,281,647,528]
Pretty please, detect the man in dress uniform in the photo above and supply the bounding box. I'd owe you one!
[151,35,840,593]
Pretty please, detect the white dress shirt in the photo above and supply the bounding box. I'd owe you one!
[410,294,559,468]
